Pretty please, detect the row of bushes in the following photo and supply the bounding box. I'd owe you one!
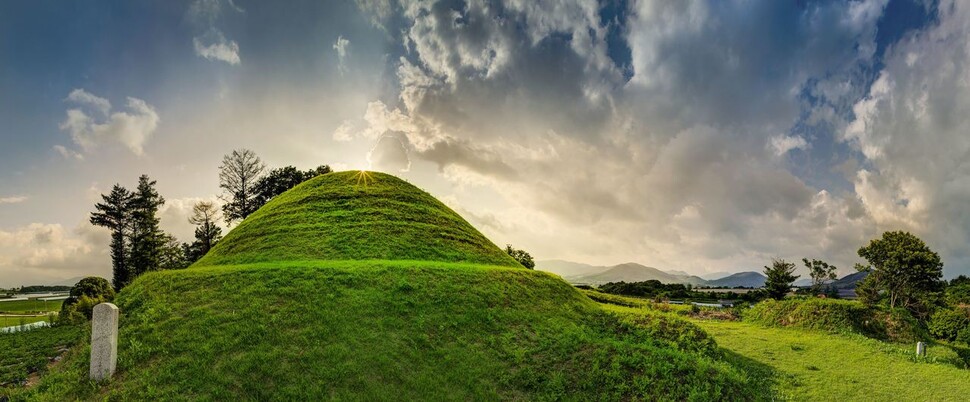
[743,297,926,342]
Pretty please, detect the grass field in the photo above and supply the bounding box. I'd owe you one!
[694,320,970,401]
[0,315,51,328]
[0,299,64,314]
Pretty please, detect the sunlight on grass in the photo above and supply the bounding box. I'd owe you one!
[354,170,374,189]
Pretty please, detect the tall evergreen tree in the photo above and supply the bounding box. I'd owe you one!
[763,258,799,300]
[90,185,134,291]
[130,175,166,277]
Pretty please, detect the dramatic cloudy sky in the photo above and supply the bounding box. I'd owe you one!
[2,0,969,286]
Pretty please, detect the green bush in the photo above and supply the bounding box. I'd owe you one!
[744,298,926,342]
[957,325,970,345]
[928,309,970,341]
[58,276,114,324]
[946,283,970,306]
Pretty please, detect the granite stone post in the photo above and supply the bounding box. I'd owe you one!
[90,303,119,381]
[916,341,927,357]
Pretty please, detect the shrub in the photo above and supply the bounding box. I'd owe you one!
[928,309,970,341]
[745,298,925,342]
[59,277,115,324]
[957,325,970,345]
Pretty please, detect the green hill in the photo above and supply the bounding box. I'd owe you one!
[195,171,520,268]
[20,171,758,400]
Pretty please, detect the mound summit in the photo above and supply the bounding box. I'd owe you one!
[27,171,756,400]
[196,171,520,268]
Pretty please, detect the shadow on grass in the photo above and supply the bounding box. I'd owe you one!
[718,348,782,401]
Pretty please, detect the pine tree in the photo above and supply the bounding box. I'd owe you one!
[130,175,166,277]
[90,185,134,291]
[764,258,799,300]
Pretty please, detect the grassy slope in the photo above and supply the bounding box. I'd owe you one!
[195,171,520,268]
[696,320,970,401]
[24,262,757,400]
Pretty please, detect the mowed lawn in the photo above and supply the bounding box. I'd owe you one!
[0,299,64,314]
[694,320,970,401]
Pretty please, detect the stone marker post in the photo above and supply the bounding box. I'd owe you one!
[916,341,927,358]
[90,303,119,381]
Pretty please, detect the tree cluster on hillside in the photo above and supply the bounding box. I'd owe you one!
[504,244,534,269]
[90,151,333,290]
[91,175,178,290]
[219,148,330,225]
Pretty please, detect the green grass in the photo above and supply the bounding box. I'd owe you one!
[694,320,970,401]
[744,298,926,342]
[195,171,521,268]
[17,171,768,400]
[24,261,759,400]
[0,325,84,393]
[0,299,64,314]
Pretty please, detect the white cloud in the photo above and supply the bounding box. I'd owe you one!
[770,134,809,156]
[841,0,970,271]
[333,35,350,74]
[0,223,109,287]
[193,30,241,65]
[53,144,84,160]
[332,120,356,142]
[59,90,160,156]
[187,0,241,65]
[66,88,111,116]
[343,0,910,277]
[0,196,27,204]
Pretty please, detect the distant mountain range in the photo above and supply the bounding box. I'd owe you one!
[535,260,756,287]
[535,260,867,291]
[705,271,766,288]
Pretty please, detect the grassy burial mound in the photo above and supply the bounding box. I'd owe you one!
[24,171,758,400]
[195,171,520,267]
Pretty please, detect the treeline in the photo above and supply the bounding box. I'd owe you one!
[92,149,330,291]
[598,280,768,303]
[0,285,72,296]
[599,280,693,300]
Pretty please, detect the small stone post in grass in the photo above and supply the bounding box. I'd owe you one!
[90,303,119,381]
[916,341,927,358]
